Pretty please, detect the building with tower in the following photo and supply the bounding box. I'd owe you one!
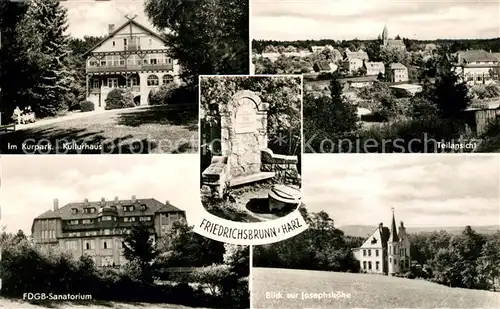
[380,25,406,51]
[31,196,186,267]
[352,209,411,276]
[84,16,181,110]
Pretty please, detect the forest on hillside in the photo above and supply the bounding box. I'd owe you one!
[252,38,500,54]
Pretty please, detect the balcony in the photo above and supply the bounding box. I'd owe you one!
[86,63,174,74]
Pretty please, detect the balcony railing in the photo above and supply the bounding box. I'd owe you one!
[89,86,141,93]
[86,63,174,73]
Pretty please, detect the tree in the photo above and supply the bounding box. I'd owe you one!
[15,0,73,117]
[421,52,471,119]
[122,222,158,283]
[144,0,249,86]
[223,244,249,277]
[477,231,500,291]
[0,0,28,123]
[155,220,225,267]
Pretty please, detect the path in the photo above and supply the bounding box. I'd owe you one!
[6,106,149,133]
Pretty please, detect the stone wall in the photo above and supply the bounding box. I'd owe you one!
[261,149,301,186]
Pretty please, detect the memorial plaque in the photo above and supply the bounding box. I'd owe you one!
[234,98,258,134]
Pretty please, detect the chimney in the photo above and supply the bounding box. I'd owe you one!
[165,200,170,205]
[132,195,136,203]
[108,24,115,34]
[114,196,119,204]
[53,198,59,211]
[84,198,89,205]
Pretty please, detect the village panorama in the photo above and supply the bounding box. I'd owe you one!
[252,25,500,153]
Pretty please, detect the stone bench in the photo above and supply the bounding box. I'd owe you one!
[201,156,229,198]
[261,148,300,185]
[0,124,16,132]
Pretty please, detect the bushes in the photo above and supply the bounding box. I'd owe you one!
[148,83,197,105]
[80,100,94,112]
[105,89,136,110]
[149,83,178,105]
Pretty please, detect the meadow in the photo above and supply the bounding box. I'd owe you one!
[252,267,500,309]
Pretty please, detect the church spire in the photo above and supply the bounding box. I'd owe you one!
[382,25,388,45]
[388,208,399,242]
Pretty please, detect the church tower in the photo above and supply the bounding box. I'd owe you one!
[387,208,399,276]
[382,25,388,46]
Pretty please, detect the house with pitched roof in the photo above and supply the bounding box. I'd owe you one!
[31,196,186,267]
[313,60,337,73]
[364,61,385,76]
[389,63,409,82]
[453,50,500,85]
[84,17,181,110]
[343,49,369,74]
[352,209,411,276]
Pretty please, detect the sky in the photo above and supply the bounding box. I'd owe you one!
[252,0,500,41]
[302,155,500,228]
[0,155,201,234]
[61,0,154,38]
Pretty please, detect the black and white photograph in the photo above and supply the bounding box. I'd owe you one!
[0,155,249,309]
[252,154,500,309]
[252,0,500,153]
[199,75,302,222]
[0,0,248,154]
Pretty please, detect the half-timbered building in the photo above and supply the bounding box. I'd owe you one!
[84,17,181,110]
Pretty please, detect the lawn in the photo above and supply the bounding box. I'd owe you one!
[252,267,500,309]
[0,105,198,154]
[0,298,209,309]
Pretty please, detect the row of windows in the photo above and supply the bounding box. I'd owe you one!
[39,219,57,229]
[93,75,174,89]
[65,216,152,225]
[362,249,379,257]
[362,261,380,270]
[41,230,56,239]
[88,54,172,67]
[389,246,408,256]
[389,257,410,268]
[71,205,147,214]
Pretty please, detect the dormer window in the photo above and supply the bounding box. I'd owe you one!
[71,208,78,214]
[84,207,96,214]
[141,205,146,211]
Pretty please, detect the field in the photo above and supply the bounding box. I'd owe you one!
[0,298,208,309]
[252,267,500,309]
[0,105,198,154]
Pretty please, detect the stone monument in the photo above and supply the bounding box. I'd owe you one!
[201,90,300,199]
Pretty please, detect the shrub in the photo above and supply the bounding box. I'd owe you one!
[403,271,416,279]
[149,82,179,105]
[105,89,136,110]
[190,264,232,295]
[80,100,95,112]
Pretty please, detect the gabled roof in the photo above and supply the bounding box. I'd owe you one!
[314,60,331,71]
[345,50,369,60]
[83,19,167,57]
[386,39,405,46]
[34,198,183,221]
[390,63,407,70]
[365,61,384,68]
[36,209,61,219]
[457,50,498,63]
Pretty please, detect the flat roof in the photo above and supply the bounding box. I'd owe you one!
[389,84,423,90]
